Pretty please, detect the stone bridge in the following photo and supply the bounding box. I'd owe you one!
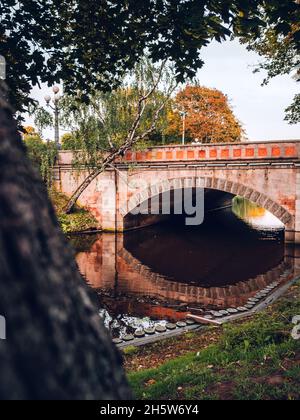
[55,140,300,243]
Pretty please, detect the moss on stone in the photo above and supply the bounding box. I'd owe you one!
[50,190,99,234]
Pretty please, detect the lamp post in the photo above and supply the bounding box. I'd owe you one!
[179,110,188,145]
[44,86,62,149]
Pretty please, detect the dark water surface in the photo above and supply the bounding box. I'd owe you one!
[72,200,299,338]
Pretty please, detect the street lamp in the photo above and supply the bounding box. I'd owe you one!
[179,110,188,145]
[44,86,62,148]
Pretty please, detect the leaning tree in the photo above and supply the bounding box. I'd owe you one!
[62,59,177,213]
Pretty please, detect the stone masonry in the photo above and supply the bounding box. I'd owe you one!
[54,140,300,243]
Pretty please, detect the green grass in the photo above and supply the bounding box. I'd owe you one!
[50,190,98,234]
[128,283,300,400]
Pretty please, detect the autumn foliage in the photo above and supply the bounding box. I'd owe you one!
[167,86,243,143]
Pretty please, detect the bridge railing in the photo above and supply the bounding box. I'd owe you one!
[122,141,300,163]
[57,140,300,166]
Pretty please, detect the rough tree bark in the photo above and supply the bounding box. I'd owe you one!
[0,86,132,400]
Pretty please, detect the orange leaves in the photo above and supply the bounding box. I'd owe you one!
[23,126,37,136]
[167,85,244,143]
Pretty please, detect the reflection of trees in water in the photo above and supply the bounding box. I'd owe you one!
[68,234,98,253]
[232,196,265,219]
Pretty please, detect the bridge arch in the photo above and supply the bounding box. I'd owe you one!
[119,248,292,307]
[122,176,293,228]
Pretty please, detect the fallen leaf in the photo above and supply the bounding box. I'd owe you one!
[145,379,156,387]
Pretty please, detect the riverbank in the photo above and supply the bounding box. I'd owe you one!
[49,190,98,234]
[126,279,300,400]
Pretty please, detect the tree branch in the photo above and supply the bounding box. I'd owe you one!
[64,62,174,214]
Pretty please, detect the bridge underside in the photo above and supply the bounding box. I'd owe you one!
[123,189,233,231]
[123,185,293,242]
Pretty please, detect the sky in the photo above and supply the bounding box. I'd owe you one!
[198,40,299,141]
[25,39,299,142]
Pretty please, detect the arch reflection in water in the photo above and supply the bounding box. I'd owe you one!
[74,207,300,335]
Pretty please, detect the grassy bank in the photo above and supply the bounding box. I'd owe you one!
[50,190,98,234]
[127,280,300,400]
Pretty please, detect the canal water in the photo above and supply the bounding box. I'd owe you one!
[71,198,300,338]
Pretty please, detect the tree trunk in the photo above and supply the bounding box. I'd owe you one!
[0,88,132,400]
[64,143,132,214]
